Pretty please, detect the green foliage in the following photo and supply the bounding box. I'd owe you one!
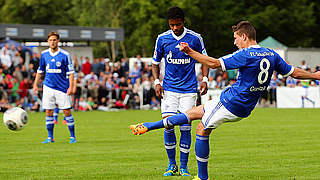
[0,0,74,25]
[0,0,319,58]
[1,109,320,179]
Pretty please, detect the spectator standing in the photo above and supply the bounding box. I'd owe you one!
[91,58,100,75]
[73,56,81,73]
[12,52,22,68]
[8,45,17,60]
[136,54,143,70]
[30,52,40,71]
[18,77,29,99]
[129,62,141,84]
[0,48,12,69]
[119,58,129,77]
[17,46,26,64]
[82,57,92,75]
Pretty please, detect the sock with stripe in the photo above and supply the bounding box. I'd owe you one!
[143,113,189,131]
[65,115,75,138]
[180,124,191,169]
[195,134,210,180]
[45,116,55,139]
[53,108,59,121]
[164,128,176,165]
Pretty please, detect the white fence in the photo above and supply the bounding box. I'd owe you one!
[276,87,320,108]
[200,87,320,109]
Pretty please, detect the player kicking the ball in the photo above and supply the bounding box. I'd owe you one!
[130,21,320,180]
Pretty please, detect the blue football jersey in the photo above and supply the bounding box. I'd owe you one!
[37,48,74,93]
[153,27,207,93]
[219,45,294,117]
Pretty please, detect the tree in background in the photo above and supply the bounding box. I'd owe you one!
[0,0,319,59]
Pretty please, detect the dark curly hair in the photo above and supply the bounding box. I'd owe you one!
[167,6,185,20]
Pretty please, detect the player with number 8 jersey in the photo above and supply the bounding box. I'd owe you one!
[218,45,293,118]
[130,21,320,180]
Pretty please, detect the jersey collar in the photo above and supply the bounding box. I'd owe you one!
[249,45,260,48]
[49,47,61,57]
[171,27,187,41]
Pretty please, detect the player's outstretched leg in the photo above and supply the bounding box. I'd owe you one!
[43,116,55,143]
[179,124,191,176]
[129,113,190,135]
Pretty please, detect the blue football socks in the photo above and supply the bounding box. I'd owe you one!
[195,134,210,180]
[143,113,189,131]
[179,124,191,169]
[65,115,75,138]
[164,128,176,165]
[53,108,59,122]
[45,116,55,139]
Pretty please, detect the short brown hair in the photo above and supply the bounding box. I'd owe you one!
[232,21,256,40]
[47,31,60,40]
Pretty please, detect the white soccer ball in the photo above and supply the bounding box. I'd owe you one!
[3,107,28,131]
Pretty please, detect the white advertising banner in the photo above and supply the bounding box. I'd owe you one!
[277,87,320,108]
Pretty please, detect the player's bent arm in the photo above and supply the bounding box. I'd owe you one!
[180,42,221,69]
[290,68,320,80]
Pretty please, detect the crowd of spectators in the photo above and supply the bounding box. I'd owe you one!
[0,44,319,112]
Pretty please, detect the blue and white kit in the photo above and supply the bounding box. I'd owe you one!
[153,27,207,117]
[38,48,74,109]
[202,45,294,129]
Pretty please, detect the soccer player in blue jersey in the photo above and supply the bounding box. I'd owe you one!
[131,21,320,180]
[33,31,76,144]
[151,6,208,177]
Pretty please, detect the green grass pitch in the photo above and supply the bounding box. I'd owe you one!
[0,108,320,179]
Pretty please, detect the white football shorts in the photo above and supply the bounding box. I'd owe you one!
[201,100,242,129]
[161,91,197,118]
[42,85,72,110]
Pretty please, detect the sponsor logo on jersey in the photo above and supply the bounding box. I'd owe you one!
[46,64,62,73]
[166,51,190,64]
[249,85,267,92]
[51,59,55,62]
[56,61,61,67]
[46,69,62,73]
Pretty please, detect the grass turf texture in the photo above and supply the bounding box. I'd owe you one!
[0,108,320,180]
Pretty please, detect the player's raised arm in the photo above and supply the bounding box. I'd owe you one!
[179,42,221,69]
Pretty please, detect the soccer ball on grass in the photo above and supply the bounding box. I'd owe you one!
[3,107,28,131]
